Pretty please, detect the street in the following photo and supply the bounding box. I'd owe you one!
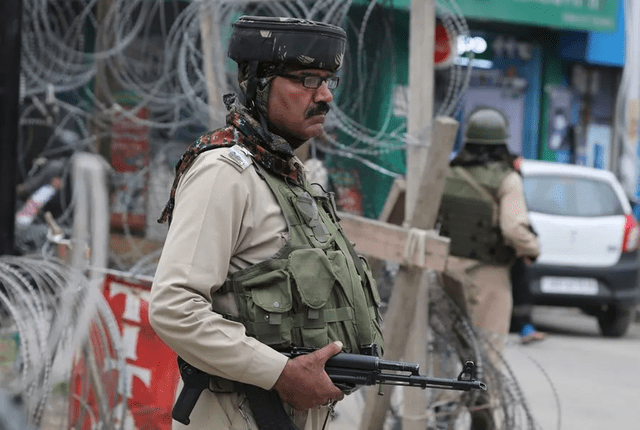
[331,306,640,430]
[503,306,640,430]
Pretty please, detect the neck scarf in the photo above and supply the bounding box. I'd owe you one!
[158,94,303,224]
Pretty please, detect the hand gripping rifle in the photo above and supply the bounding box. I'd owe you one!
[172,344,486,427]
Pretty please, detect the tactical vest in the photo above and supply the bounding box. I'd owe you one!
[437,163,516,265]
[215,149,384,355]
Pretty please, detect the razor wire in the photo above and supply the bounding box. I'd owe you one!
[15,0,472,269]
[422,276,555,430]
[0,256,126,430]
[7,2,559,429]
[366,266,552,430]
[2,151,125,428]
[17,0,471,161]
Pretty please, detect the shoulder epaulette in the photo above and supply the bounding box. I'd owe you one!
[220,144,253,172]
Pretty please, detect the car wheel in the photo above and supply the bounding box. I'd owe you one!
[597,305,634,337]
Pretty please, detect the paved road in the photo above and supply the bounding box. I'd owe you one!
[330,306,640,430]
[503,306,640,430]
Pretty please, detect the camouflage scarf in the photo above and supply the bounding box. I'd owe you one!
[158,93,303,225]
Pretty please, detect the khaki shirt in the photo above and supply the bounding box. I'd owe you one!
[497,171,539,259]
[149,148,290,390]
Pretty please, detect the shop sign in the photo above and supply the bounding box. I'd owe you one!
[379,0,618,33]
[435,22,455,68]
[457,0,618,32]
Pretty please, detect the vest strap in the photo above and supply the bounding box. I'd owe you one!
[217,280,234,295]
[369,305,381,322]
[246,316,294,345]
[292,307,354,328]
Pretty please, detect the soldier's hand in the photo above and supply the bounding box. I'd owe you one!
[273,341,345,410]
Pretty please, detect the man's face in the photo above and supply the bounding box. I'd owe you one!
[267,69,335,145]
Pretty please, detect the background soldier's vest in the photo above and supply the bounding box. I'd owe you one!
[437,162,516,265]
[215,159,384,355]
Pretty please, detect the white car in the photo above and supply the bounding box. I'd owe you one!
[518,159,640,337]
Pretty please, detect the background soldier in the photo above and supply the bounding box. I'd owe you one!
[437,106,540,358]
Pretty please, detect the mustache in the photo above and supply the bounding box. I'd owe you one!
[305,102,330,118]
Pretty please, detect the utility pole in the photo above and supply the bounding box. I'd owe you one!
[0,0,23,255]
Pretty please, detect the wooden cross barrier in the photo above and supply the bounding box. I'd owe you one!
[356,116,459,430]
[354,0,460,427]
[336,211,449,272]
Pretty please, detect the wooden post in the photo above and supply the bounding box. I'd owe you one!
[199,1,226,130]
[358,117,458,430]
[359,0,438,428]
[401,4,438,425]
[404,0,436,225]
[337,211,448,271]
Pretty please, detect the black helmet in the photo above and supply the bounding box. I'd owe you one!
[464,107,509,145]
[228,16,347,73]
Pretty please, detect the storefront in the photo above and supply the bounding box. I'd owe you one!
[459,0,624,166]
[332,0,624,219]
[450,28,543,160]
[440,0,623,164]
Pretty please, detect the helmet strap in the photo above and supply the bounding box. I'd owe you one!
[243,61,274,144]
[245,61,260,115]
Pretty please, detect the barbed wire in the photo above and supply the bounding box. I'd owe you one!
[0,256,125,429]
[5,3,565,429]
[18,0,470,158]
[15,0,473,268]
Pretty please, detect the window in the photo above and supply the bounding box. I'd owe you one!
[523,175,624,217]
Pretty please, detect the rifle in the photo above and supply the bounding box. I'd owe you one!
[285,344,486,394]
[172,344,486,426]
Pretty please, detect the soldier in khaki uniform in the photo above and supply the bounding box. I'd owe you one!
[437,107,540,357]
[149,16,383,430]
[436,108,539,429]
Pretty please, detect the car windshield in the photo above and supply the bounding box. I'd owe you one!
[523,175,624,217]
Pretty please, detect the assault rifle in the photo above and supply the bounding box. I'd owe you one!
[285,344,486,394]
[172,344,486,426]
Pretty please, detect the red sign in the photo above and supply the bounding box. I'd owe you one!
[434,22,454,68]
[69,275,180,430]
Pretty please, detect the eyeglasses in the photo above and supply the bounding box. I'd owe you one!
[279,74,340,90]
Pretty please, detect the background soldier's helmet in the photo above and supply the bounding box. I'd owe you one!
[464,107,510,145]
[228,16,347,73]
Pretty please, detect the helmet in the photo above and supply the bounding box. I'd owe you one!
[464,107,509,145]
[228,16,347,73]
